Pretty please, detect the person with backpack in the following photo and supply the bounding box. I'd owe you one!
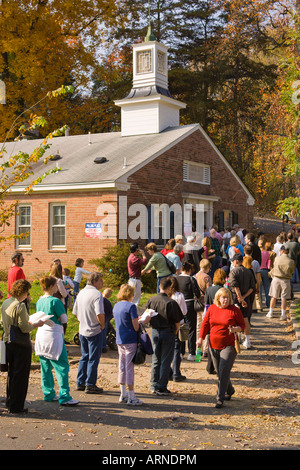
[142,243,173,293]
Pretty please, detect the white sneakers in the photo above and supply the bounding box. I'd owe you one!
[119,394,143,406]
[119,395,128,403]
[127,397,143,406]
[187,354,195,361]
[61,399,79,406]
[266,311,287,320]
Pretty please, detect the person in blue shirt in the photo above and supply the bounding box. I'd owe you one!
[113,284,143,406]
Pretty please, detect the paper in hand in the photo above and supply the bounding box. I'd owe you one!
[29,311,54,327]
[138,308,158,323]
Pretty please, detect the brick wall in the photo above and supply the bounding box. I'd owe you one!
[0,191,118,280]
[123,128,254,244]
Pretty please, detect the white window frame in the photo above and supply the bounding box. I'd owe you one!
[49,203,66,249]
[16,204,31,248]
[183,161,211,185]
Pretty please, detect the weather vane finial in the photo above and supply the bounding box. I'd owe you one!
[144,0,157,42]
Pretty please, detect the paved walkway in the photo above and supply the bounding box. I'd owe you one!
[0,287,299,451]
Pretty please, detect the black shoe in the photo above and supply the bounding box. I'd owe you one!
[224,389,235,401]
[155,388,172,396]
[9,408,28,414]
[76,384,85,391]
[85,385,104,394]
[215,401,223,408]
[173,375,186,382]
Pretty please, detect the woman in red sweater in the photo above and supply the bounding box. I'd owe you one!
[197,287,245,408]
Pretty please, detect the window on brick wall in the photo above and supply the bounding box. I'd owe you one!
[49,204,66,249]
[183,161,210,185]
[147,205,175,247]
[16,204,31,248]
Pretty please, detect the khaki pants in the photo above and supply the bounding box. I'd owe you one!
[253,293,262,311]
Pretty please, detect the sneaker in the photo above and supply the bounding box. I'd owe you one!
[61,399,79,406]
[127,397,143,406]
[119,395,128,403]
[187,354,195,361]
[280,313,287,320]
[85,385,104,394]
[266,312,273,318]
[52,395,60,401]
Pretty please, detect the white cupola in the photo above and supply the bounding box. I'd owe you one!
[115,25,186,137]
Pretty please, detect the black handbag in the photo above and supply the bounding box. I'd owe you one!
[8,303,31,346]
[161,253,177,274]
[193,298,203,312]
[191,276,204,312]
[139,324,153,355]
[0,339,8,372]
[132,328,146,365]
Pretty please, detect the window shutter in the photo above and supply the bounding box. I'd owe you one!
[183,162,210,184]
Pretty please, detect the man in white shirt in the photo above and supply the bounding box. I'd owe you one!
[233,224,245,245]
[73,272,105,394]
[273,235,286,257]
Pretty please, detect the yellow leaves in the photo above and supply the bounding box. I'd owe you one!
[134,438,162,446]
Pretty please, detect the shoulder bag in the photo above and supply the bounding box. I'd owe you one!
[0,338,8,372]
[191,276,204,312]
[178,322,189,342]
[161,253,177,274]
[139,324,153,355]
[132,328,146,365]
[8,303,31,346]
[234,332,241,354]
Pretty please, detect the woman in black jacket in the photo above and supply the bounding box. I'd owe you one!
[176,262,201,360]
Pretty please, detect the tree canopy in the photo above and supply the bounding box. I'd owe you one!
[0,0,299,215]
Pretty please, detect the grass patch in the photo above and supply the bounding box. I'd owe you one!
[294,300,300,323]
[0,282,155,362]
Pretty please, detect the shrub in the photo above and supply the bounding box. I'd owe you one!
[0,269,8,282]
[90,241,156,293]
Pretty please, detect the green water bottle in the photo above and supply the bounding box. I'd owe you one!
[195,347,202,362]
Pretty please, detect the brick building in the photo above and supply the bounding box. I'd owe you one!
[0,29,254,278]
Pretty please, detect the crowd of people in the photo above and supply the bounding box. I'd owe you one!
[0,223,299,413]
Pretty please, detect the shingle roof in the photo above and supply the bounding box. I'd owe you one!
[2,124,198,188]
[1,123,255,204]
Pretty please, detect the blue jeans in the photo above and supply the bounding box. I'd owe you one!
[151,328,175,391]
[73,281,80,296]
[77,331,104,387]
[260,269,270,308]
[172,333,183,379]
[102,322,108,349]
[156,275,170,293]
[209,256,221,279]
